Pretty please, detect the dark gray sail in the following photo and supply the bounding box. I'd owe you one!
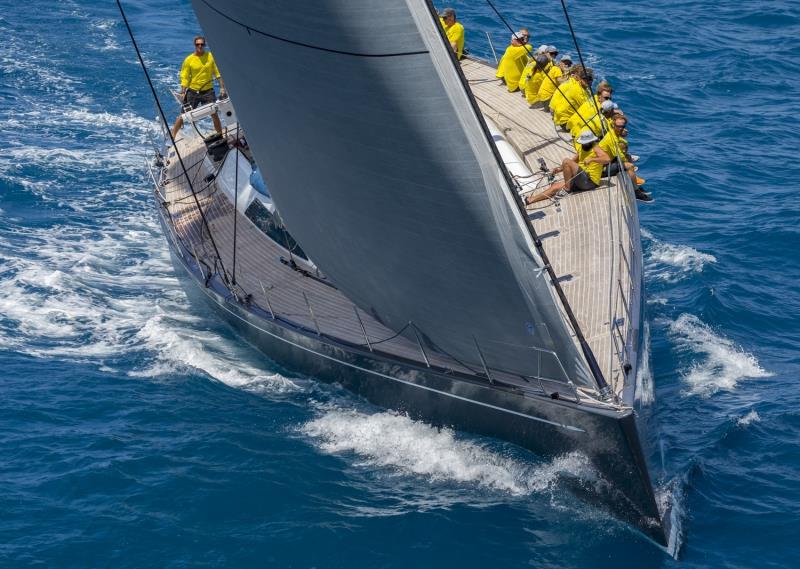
[191,0,596,389]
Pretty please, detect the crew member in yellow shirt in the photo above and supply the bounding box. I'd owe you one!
[524,54,551,105]
[440,8,465,59]
[171,36,226,139]
[568,99,617,140]
[567,82,614,137]
[600,116,653,202]
[495,30,531,92]
[525,130,609,205]
[524,46,558,105]
[519,44,551,91]
[550,66,593,129]
[536,54,572,105]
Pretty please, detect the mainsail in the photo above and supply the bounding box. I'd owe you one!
[192,0,596,389]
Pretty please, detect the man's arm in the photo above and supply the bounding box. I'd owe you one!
[589,145,611,165]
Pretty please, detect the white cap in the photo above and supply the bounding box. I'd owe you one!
[576,130,598,144]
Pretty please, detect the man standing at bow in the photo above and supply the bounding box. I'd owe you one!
[170,36,226,139]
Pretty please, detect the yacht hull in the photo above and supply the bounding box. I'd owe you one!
[158,212,669,547]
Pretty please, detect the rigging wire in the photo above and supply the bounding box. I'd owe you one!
[557,0,605,133]
[484,0,602,138]
[478,0,612,396]
[232,125,239,285]
[115,0,231,286]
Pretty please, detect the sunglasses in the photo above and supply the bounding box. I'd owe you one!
[195,42,205,47]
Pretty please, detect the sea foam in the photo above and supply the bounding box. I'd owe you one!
[642,228,716,283]
[668,314,771,397]
[301,408,596,497]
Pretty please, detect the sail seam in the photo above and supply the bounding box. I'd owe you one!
[199,0,429,58]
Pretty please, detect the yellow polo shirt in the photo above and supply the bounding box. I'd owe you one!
[180,52,220,91]
[577,145,604,185]
[495,44,530,92]
[441,20,465,59]
[525,62,550,104]
[536,65,563,103]
[552,79,589,126]
[599,129,623,161]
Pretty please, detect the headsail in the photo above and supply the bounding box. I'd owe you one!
[192,0,596,389]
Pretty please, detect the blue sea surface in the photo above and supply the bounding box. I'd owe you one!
[1,0,798,567]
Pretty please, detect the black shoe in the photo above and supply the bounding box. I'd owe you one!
[635,188,654,203]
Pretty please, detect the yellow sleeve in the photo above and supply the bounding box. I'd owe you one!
[495,46,512,78]
[448,23,464,59]
[179,55,191,88]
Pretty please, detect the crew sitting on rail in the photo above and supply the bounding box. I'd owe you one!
[522,53,551,105]
[550,65,593,129]
[517,44,543,91]
[599,116,652,202]
[519,45,555,92]
[535,53,572,106]
[495,29,531,92]
[439,8,465,59]
[566,81,614,136]
[525,130,610,205]
[523,46,558,105]
[170,36,226,140]
[568,99,618,140]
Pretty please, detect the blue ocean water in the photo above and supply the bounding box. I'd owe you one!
[1,0,798,566]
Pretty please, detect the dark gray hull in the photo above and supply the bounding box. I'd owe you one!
[158,212,669,547]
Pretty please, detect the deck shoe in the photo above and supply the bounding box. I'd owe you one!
[635,188,654,203]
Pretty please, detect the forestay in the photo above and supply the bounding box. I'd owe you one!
[192,0,596,389]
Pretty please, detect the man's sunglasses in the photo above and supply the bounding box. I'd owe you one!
[195,42,205,47]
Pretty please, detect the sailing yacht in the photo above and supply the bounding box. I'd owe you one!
[148,0,674,549]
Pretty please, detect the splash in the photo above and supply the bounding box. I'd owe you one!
[736,410,761,427]
[642,228,716,283]
[669,314,771,397]
[635,320,655,406]
[301,407,596,496]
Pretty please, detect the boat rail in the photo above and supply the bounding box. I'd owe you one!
[607,161,642,395]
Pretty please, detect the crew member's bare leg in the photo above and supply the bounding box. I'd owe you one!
[527,158,575,205]
[171,116,183,140]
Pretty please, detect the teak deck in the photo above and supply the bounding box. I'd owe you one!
[159,56,640,400]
